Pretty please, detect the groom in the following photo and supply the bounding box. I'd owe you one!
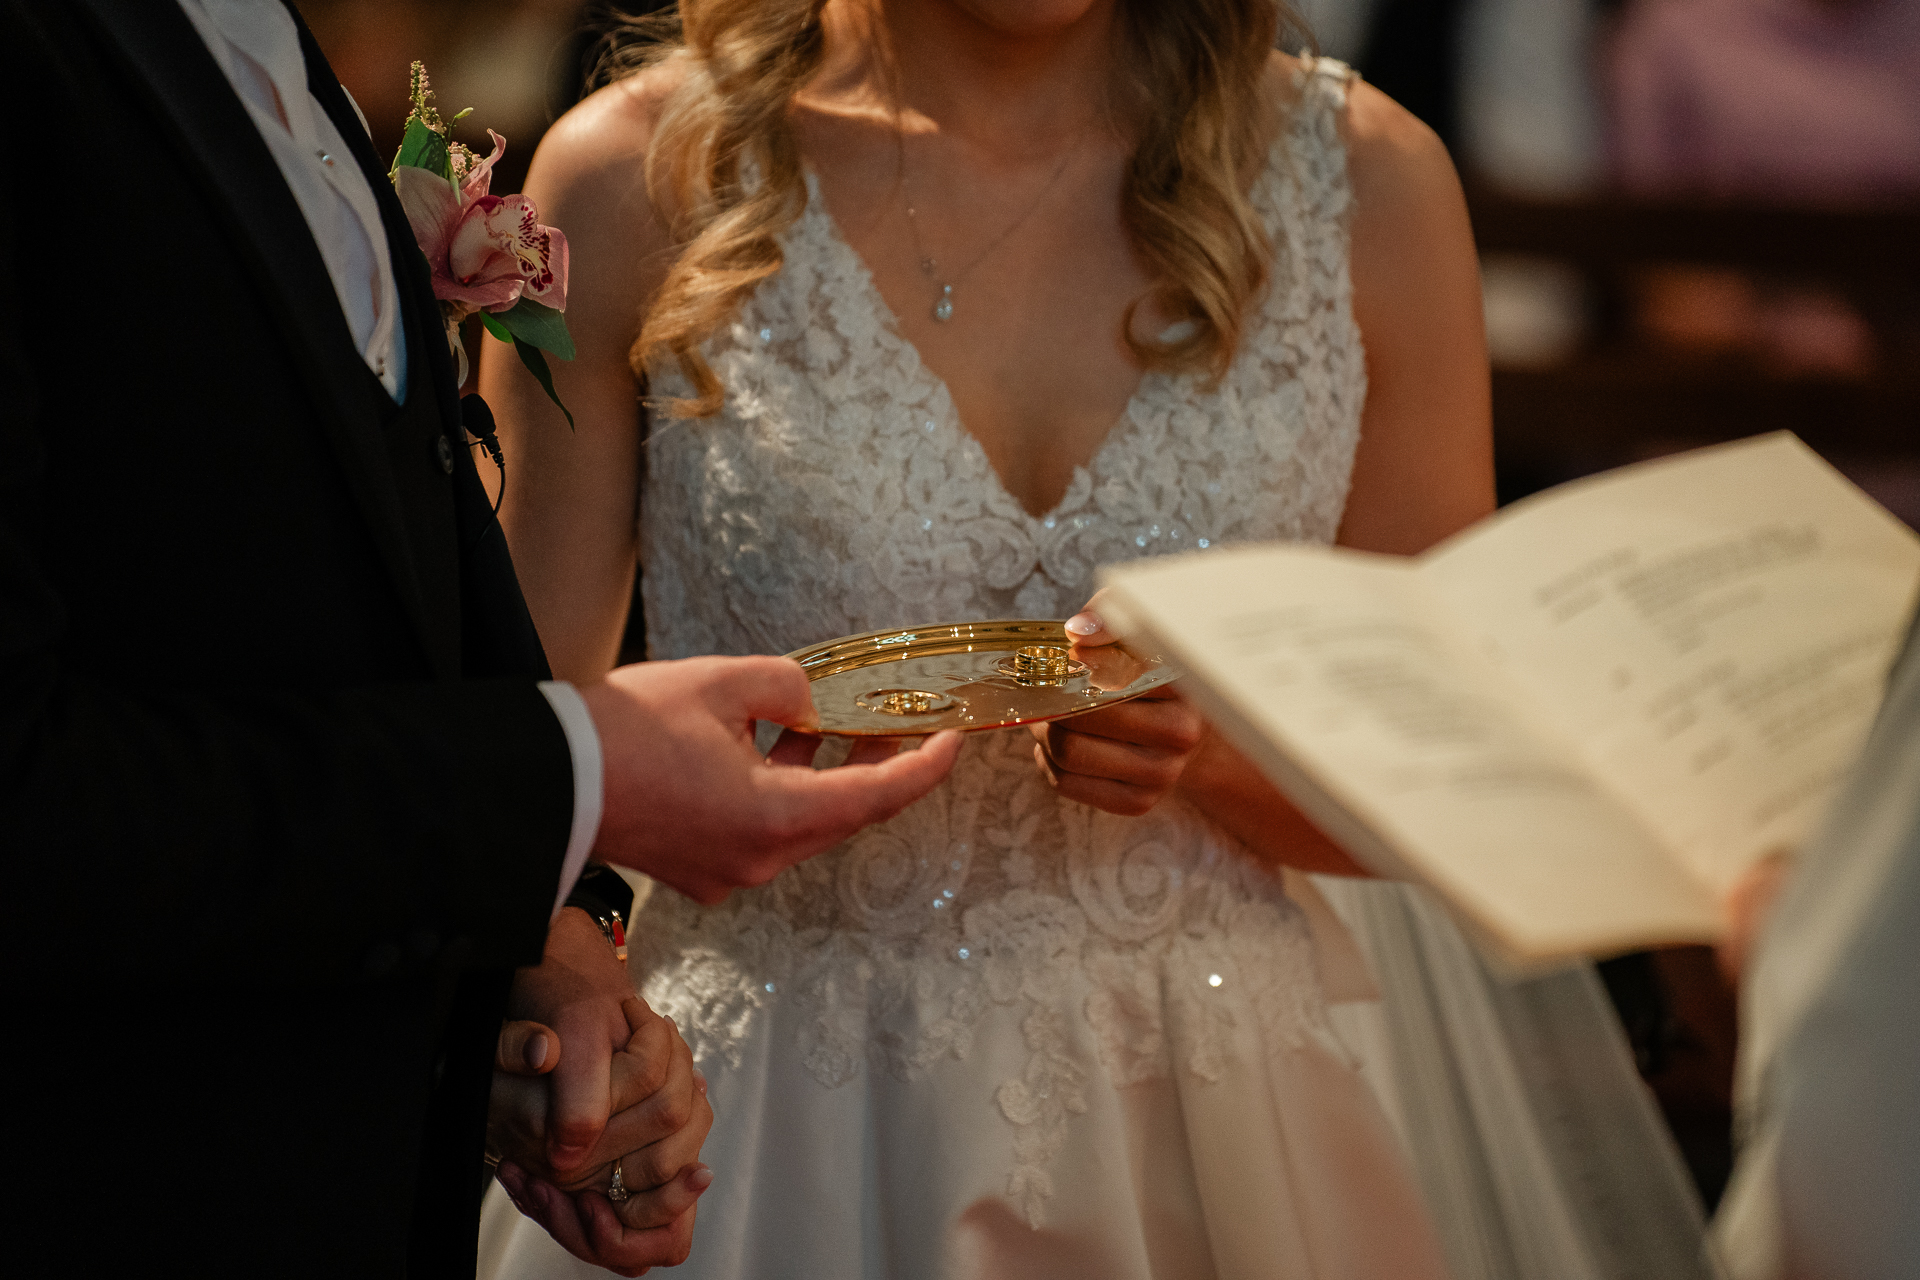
[0,0,957,1276]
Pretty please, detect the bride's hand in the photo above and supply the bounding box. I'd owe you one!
[1025,593,1205,816]
[491,1014,715,1274]
[493,909,710,1176]
[487,909,716,1271]
[495,1095,713,1277]
[489,999,713,1193]
[1048,593,1372,874]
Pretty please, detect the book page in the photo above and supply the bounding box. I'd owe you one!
[1100,546,1722,960]
[1421,434,1920,895]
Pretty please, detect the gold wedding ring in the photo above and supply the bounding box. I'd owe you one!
[995,644,1087,687]
[856,687,960,716]
[607,1158,631,1204]
[1017,645,1070,676]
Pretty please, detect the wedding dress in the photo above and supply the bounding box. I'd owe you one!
[478,59,1712,1280]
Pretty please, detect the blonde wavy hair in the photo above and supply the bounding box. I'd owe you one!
[603,0,1309,417]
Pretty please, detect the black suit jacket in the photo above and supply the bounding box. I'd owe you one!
[0,2,573,1274]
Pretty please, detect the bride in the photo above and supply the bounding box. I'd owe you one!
[478,1,1712,1276]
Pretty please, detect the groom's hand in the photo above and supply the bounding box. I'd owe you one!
[490,911,715,1273]
[491,1050,713,1274]
[495,1156,709,1277]
[578,655,962,902]
[492,909,711,1178]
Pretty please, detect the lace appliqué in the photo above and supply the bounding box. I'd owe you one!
[634,59,1364,1226]
[639,737,1338,1227]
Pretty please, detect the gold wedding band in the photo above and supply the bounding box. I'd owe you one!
[607,1157,631,1204]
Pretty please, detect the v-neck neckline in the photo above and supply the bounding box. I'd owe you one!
[800,168,1160,526]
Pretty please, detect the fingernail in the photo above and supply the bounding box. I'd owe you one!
[551,1143,588,1167]
[524,1032,549,1072]
[1033,742,1058,784]
[690,1164,715,1191]
[1064,612,1100,635]
[692,1069,708,1091]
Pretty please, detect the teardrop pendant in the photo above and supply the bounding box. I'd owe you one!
[932,284,954,323]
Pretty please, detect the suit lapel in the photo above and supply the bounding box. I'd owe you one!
[287,6,467,447]
[289,5,558,684]
[70,0,449,676]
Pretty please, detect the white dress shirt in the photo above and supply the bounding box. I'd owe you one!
[177,0,601,915]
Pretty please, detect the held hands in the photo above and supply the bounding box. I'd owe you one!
[1027,593,1206,815]
[499,652,956,1268]
[579,656,962,903]
[489,908,715,1275]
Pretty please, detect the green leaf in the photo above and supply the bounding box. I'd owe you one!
[392,116,450,181]
[514,341,575,430]
[479,311,514,344]
[494,299,577,361]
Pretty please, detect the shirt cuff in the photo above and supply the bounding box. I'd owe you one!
[537,681,604,919]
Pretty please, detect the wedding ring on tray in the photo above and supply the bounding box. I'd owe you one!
[784,620,1179,736]
[1000,645,1086,684]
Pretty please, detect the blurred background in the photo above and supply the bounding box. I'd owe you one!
[296,0,1920,1215]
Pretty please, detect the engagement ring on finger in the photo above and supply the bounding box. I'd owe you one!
[608,1158,631,1204]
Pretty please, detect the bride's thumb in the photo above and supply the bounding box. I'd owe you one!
[497,1020,559,1076]
[1064,589,1119,647]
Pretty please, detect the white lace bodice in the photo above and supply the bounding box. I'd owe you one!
[635,59,1366,1225]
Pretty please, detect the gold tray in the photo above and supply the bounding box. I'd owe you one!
[785,619,1179,736]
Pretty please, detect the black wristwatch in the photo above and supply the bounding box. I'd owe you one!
[564,862,635,962]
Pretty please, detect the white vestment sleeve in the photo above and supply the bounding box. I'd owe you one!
[1719,622,1920,1280]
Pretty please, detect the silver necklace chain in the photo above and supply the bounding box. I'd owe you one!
[901,144,1076,323]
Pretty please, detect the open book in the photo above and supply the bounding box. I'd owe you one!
[1097,434,1920,963]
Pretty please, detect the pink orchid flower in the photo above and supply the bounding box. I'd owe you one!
[394,131,569,314]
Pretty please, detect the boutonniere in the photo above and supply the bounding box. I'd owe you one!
[389,62,574,426]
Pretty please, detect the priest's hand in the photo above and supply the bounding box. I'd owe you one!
[579,655,962,903]
[1719,850,1794,984]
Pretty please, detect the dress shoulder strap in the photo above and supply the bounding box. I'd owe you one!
[1294,55,1359,129]
[1257,54,1358,239]
[1308,56,1360,88]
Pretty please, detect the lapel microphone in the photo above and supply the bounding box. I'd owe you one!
[460,393,506,517]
